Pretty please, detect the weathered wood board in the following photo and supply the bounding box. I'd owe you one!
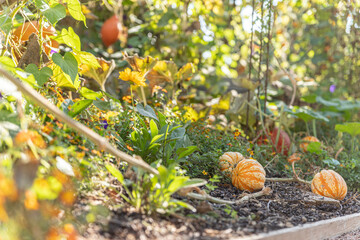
[233,212,360,240]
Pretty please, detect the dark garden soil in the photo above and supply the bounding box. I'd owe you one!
[77,180,360,240]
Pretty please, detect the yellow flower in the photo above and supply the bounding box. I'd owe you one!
[119,68,146,86]
[202,170,208,175]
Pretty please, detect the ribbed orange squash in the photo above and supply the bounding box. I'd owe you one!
[299,136,320,152]
[219,152,245,177]
[311,170,347,200]
[231,159,266,192]
[287,152,302,163]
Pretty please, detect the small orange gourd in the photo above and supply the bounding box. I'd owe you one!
[311,169,347,200]
[231,159,266,192]
[299,136,320,152]
[287,152,302,163]
[219,152,245,177]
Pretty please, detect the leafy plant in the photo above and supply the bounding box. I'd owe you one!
[106,164,206,214]
[130,104,197,165]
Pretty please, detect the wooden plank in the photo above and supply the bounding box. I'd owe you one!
[233,212,360,240]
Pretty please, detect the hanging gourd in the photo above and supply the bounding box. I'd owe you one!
[219,152,245,177]
[231,159,266,192]
[311,169,347,200]
[299,136,320,153]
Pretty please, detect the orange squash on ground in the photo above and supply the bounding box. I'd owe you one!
[311,169,347,200]
[287,152,302,163]
[12,21,59,56]
[299,136,320,153]
[231,159,266,192]
[14,130,47,149]
[219,152,245,177]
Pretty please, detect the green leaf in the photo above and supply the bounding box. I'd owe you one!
[25,64,53,86]
[35,0,50,11]
[52,52,78,82]
[181,178,207,188]
[66,0,87,26]
[176,146,199,159]
[68,99,93,117]
[50,63,80,89]
[80,87,103,100]
[73,50,101,69]
[44,4,67,25]
[58,27,81,51]
[149,119,158,137]
[105,164,124,185]
[150,134,164,145]
[294,107,329,122]
[93,100,112,111]
[306,142,322,154]
[335,122,360,137]
[0,14,12,34]
[136,104,158,120]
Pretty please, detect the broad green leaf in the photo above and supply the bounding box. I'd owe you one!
[68,99,93,117]
[35,0,50,11]
[171,200,196,212]
[176,146,199,159]
[105,164,124,184]
[52,52,78,82]
[93,100,112,110]
[306,142,322,154]
[44,4,66,24]
[73,50,101,70]
[25,64,53,86]
[293,107,329,122]
[49,63,80,89]
[58,27,81,51]
[149,119,158,137]
[65,0,87,26]
[136,103,158,120]
[80,87,103,100]
[335,122,360,137]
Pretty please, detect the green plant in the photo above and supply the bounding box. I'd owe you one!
[130,103,198,165]
[335,122,360,153]
[106,164,205,214]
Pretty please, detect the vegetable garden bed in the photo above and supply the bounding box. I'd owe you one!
[78,180,360,240]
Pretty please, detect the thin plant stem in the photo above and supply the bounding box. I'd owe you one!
[246,0,256,128]
[264,0,273,126]
[305,121,310,136]
[140,86,147,106]
[312,119,317,138]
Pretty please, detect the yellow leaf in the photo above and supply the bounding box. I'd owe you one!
[79,57,115,90]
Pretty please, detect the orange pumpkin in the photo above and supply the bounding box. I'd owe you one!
[219,152,245,177]
[299,136,320,153]
[12,21,59,57]
[311,170,347,200]
[14,130,47,149]
[231,159,266,192]
[287,152,303,163]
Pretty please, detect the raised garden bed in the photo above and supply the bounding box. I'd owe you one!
[78,181,360,240]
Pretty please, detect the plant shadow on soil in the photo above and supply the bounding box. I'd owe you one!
[78,180,360,240]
